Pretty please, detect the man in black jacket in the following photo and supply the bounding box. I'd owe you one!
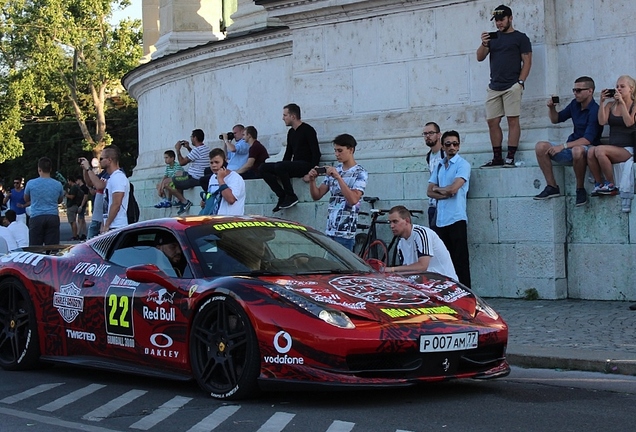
[260,103,321,211]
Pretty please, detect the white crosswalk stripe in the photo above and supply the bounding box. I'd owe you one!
[256,411,296,432]
[0,383,64,404]
[38,383,106,412]
[396,429,415,432]
[185,405,241,432]
[326,420,355,432]
[82,389,148,422]
[129,395,192,430]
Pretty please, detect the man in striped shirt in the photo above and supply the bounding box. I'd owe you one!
[384,205,458,281]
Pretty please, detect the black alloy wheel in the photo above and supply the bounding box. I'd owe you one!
[0,278,40,370]
[190,295,260,399]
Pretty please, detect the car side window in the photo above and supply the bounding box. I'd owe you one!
[107,230,189,278]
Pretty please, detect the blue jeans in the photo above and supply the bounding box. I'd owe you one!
[329,236,354,251]
[87,219,101,239]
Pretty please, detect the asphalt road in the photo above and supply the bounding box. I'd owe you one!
[1,365,635,432]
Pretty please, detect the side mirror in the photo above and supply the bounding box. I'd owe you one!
[366,258,385,272]
[126,264,178,291]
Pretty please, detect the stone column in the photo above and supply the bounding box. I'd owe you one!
[151,0,224,59]
[141,0,160,60]
[227,0,282,36]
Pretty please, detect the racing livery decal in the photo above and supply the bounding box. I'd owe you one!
[144,289,176,321]
[105,276,138,348]
[72,262,111,277]
[329,276,430,305]
[264,331,304,365]
[53,283,84,323]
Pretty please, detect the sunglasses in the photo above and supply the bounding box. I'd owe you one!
[443,141,460,147]
[422,131,438,136]
[572,88,590,93]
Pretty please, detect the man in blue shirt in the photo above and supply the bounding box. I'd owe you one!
[24,157,65,245]
[427,131,472,288]
[534,76,603,206]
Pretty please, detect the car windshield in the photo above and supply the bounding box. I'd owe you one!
[185,220,372,277]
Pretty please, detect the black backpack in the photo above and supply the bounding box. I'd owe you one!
[127,183,140,224]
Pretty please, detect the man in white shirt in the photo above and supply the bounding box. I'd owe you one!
[4,209,29,248]
[80,145,129,232]
[384,205,458,280]
[200,148,246,216]
[0,217,19,251]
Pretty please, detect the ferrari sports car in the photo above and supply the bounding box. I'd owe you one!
[0,215,509,399]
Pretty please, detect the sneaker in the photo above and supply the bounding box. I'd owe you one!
[630,303,636,311]
[503,158,515,168]
[279,195,299,209]
[154,201,165,208]
[80,235,87,241]
[590,183,603,197]
[575,188,587,207]
[598,182,618,195]
[480,158,504,168]
[177,200,192,215]
[533,185,560,200]
[622,198,632,213]
[272,197,283,212]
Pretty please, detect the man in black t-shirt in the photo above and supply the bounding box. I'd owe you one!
[477,4,532,168]
[259,103,321,212]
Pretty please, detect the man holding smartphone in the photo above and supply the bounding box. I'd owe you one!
[307,134,367,251]
[477,4,532,168]
[199,148,245,216]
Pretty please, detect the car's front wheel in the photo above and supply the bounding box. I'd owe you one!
[190,295,260,399]
[0,277,40,370]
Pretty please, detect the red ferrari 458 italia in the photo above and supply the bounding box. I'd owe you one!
[0,215,509,399]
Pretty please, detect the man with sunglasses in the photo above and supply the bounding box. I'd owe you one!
[427,131,472,288]
[534,76,603,206]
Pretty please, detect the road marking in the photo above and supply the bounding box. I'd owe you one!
[38,383,107,412]
[82,389,148,422]
[185,405,241,432]
[0,382,64,404]
[0,406,122,432]
[396,430,415,432]
[129,395,192,430]
[256,412,296,432]
[326,420,355,432]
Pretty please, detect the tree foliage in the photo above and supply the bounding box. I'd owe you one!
[0,0,143,164]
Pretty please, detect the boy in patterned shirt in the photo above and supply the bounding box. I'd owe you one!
[154,150,184,208]
[307,134,368,251]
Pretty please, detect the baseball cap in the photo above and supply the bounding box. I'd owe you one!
[491,5,512,20]
[155,232,178,246]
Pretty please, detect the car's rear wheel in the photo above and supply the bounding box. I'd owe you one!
[0,278,40,370]
[190,295,260,400]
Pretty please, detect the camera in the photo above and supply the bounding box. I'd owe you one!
[219,132,235,141]
[552,96,560,104]
[488,31,499,39]
[606,89,616,97]
[315,166,327,175]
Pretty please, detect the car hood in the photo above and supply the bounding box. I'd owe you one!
[257,272,478,323]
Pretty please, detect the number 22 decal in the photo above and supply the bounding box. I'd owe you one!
[108,294,130,328]
[105,286,135,337]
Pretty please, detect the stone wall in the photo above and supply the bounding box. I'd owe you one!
[124,0,636,300]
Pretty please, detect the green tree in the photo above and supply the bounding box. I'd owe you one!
[0,0,142,163]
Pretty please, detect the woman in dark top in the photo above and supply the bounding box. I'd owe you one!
[588,75,636,195]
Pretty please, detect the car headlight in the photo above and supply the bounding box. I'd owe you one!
[475,295,499,320]
[265,284,355,329]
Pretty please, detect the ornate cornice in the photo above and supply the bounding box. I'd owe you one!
[255,0,463,28]
[123,28,291,99]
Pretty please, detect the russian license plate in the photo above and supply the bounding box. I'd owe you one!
[419,331,478,352]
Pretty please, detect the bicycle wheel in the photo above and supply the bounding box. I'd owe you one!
[354,233,368,256]
[363,239,388,265]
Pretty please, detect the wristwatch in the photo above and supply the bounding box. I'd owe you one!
[518,80,525,88]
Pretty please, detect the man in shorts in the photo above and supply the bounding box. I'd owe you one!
[477,4,532,168]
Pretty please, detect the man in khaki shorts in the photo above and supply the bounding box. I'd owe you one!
[476,4,532,168]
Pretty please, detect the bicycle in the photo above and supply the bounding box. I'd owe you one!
[354,197,424,267]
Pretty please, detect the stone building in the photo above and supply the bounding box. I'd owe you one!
[123,0,636,300]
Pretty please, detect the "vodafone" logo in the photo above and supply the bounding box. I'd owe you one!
[273,331,292,354]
